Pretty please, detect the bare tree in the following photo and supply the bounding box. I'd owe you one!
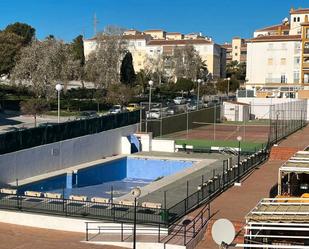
[170,45,205,81]
[84,34,127,89]
[20,98,48,127]
[144,53,165,85]
[11,38,80,99]
[106,84,135,106]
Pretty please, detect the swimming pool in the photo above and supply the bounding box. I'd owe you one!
[19,157,194,199]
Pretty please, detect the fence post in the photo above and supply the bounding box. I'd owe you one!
[86,222,89,241]
[121,222,124,242]
[158,223,161,242]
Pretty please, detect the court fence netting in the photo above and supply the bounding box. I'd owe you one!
[140,100,307,152]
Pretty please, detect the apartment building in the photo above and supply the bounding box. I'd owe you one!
[83,29,225,80]
[246,7,309,97]
[222,37,247,64]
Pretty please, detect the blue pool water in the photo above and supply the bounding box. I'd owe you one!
[20,157,194,198]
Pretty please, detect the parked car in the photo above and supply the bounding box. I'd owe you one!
[79,111,99,119]
[173,97,186,105]
[166,107,175,116]
[108,105,126,115]
[146,108,161,119]
[126,103,140,112]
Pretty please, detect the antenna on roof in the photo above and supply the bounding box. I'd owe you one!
[282,17,289,24]
[93,13,99,36]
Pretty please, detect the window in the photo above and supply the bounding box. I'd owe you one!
[235,53,238,56]
[281,74,286,83]
[294,71,300,83]
[137,42,142,46]
[305,73,309,84]
[280,58,286,65]
[235,46,238,49]
[297,17,300,22]
[306,28,309,39]
[150,49,153,53]
[294,57,300,65]
[157,49,161,53]
[281,43,286,50]
[294,17,297,22]
[138,61,142,66]
[268,43,274,50]
[268,58,273,65]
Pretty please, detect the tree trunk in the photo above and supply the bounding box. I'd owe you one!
[34,115,37,127]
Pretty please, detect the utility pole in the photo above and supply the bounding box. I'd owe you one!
[93,13,99,36]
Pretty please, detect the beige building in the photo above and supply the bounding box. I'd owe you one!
[222,37,247,64]
[83,29,226,80]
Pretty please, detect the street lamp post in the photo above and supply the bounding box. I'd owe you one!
[275,110,280,144]
[227,77,231,96]
[237,136,242,183]
[146,80,154,133]
[55,83,63,123]
[131,187,141,249]
[197,79,202,110]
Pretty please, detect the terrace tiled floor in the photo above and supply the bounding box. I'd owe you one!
[0,222,124,249]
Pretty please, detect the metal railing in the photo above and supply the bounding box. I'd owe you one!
[166,149,269,225]
[0,193,165,225]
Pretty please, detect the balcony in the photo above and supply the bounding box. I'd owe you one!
[265,78,283,84]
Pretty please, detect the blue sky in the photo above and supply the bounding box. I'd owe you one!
[0,0,307,43]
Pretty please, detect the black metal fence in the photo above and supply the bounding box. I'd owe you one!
[0,193,164,225]
[0,111,140,154]
[268,100,307,145]
[166,149,268,224]
[141,105,221,137]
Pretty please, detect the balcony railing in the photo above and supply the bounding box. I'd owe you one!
[265,78,285,83]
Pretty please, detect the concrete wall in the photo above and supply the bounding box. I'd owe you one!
[0,124,138,183]
[152,139,175,153]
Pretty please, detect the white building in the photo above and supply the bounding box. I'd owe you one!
[245,7,309,98]
[223,101,250,122]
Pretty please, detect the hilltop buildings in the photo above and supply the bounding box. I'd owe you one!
[222,37,247,64]
[246,7,309,98]
[83,29,226,81]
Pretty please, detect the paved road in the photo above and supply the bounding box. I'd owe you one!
[0,112,74,133]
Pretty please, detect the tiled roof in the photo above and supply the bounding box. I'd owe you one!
[144,29,165,32]
[123,34,152,40]
[248,35,301,42]
[256,23,290,32]
[290,8,309,14]
[147,39,212,46]
[166,32,182,35]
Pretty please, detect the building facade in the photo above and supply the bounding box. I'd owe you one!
[83,29,226,80]
[246,7,309,97]
[222,37,247,64]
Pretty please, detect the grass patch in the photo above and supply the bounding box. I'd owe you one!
[175,139,265,152]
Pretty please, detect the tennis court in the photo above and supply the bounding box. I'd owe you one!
[164,121,270,143]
